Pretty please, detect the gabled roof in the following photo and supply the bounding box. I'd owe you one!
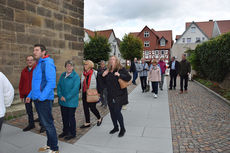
[186,20,214,38]
[84,28,115,40]
[216,20,230,34]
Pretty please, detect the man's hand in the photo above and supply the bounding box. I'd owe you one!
[25,97,31,103]
[61,96,66,102]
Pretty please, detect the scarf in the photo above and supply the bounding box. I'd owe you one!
[83,69,93,92]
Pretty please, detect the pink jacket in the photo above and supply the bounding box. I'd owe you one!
[148,66,161,82]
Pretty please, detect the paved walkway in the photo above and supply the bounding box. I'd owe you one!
[168,78,230,153]
[0,80,173,153]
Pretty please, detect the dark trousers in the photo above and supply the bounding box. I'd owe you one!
[132,71,138,84]
[82,92,101,123]
[34,100,58,151]
[169,70,177,89]
[60,106,76,136]
[180,75,188,91]
[100,88,108,106]
[0,117,4,132]
[24,99,35,126]
[140,76,147,92]
[108,100,125,130]
[151,82,159,94]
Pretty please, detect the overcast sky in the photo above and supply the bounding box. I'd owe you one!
[84,0,230,40]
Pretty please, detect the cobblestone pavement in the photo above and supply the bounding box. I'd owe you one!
[168,77,230,153]
[6,78,139,144]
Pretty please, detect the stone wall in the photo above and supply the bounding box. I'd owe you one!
[0,0,84,89]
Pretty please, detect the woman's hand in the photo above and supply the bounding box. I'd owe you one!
[114,72,120,77]
[61,96,66,102]
[102,69,109,77]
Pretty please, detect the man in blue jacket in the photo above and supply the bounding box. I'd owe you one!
[26,44,59,153]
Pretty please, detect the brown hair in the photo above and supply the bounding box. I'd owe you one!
[152,59,157,65]
[108,55,123,71]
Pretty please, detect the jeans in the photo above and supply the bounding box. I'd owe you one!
[140,76,147,92]
[132,71,138,84]
[82,92,101,123]
[34,100,58,151]
[100,88,108,106]
[24,98,34,126]
[180,75,188,91]
[159,74,165,89]
[0,117,3,132]
[169,70,177,89]
[108,100,125,130]
[151,82,159,95]
[60,106,76,136]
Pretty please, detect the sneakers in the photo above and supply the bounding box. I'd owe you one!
[154,94,158,98]
[38,146,50,152]
[23,125,35,132]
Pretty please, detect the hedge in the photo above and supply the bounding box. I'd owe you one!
[189,32,230,82]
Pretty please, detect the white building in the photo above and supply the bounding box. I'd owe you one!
[84,29,123,63]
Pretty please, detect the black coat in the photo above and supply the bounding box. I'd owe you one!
[168,60,180,75]
[104,67,131,106]
[96,67,107,93]
[130,60,137,72]
[179,60,191,76]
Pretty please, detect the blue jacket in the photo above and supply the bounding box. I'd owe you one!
[27,57,56,101]
[57,70,80,108]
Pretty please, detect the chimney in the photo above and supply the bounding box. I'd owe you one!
[209,19,213,22]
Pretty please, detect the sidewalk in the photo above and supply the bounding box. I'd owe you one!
[0,81,173,153]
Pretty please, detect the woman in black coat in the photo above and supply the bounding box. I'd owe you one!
[102,56,131,137]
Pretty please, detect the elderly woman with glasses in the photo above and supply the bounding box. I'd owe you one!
[57,60,80,140]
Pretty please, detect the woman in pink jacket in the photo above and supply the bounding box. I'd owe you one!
[148,60,161,98]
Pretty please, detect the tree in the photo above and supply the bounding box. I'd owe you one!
[84,34,111,64]
[120,34,143,61]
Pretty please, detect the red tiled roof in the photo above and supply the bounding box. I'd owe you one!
[216,20,230,34]
[155,30,173,49]
[186,21,214,38]
[84,29,114,39]
[130,32,139,37]
[175,35,181,40]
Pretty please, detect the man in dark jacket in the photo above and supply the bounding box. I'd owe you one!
[19,55,45,132]
[168,56,179,90]
[130,57,138,85]
[179,54,191,94]
[97,60,108,108]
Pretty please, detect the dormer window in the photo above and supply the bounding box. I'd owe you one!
[144,31,149,37]
[160,38,166,46]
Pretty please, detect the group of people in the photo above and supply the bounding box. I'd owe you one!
[130,57,166,98]
[6,44,131,153]
[130,53,191,97]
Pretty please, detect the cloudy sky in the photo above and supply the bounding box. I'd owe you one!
[84,0,230,40]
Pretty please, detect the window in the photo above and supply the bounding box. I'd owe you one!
[196,37,200,43]
[202,37,205,41]
[191,27,196,33]
[155,50,159,55]
[145,50,149,59]
[187,38,191,43]
[152,50,155,54]
[161,50,164,55]
[182,38,185,43]
[160,39,166,46]
[144,31,149,37]
[165,50,168,54]
[144,41,150,47]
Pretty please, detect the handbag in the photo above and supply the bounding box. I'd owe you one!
[86,89,100,103]
[118,78,132,89]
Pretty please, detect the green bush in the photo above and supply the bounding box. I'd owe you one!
[189,32,230,82]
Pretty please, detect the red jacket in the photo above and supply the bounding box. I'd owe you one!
[19,65,36,98]
[158,61,166,74]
